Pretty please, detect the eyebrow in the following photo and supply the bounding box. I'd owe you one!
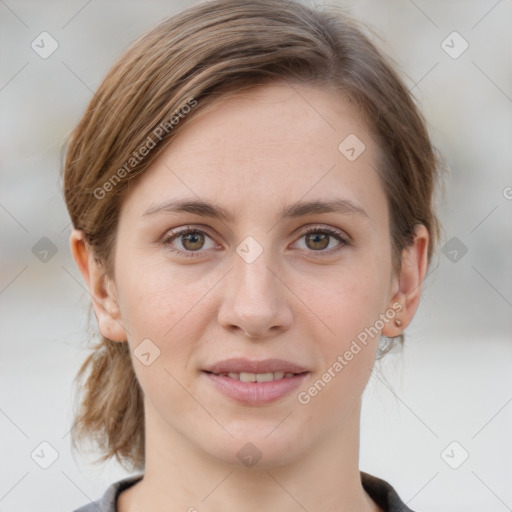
[142,197,369,222]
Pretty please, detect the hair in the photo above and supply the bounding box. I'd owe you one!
[62,0,444,473]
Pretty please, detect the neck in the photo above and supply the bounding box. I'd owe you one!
[118,399,379,512]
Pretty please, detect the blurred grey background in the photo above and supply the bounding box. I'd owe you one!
[1,1,511,511]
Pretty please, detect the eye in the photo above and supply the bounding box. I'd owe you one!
[161,224,350,259]
[161,226,217,258]
[294,225,349,255]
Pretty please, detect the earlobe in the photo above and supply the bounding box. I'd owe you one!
[381,224,430,337]
[69,229,128,342]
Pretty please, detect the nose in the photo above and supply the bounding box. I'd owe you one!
[217,245,293,339]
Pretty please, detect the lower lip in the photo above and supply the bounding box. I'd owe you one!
[203,371,310,405]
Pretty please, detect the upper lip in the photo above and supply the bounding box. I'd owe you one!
[204,358,309,374]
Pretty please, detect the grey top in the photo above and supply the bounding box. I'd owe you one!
[73,471,415,512]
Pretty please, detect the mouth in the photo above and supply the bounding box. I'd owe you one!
[202,358,310,405]
[203,370,305,382]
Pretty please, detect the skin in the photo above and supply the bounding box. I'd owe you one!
[71,82,429,512]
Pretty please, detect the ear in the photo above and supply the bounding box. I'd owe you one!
[69,229,127,342]
[381,224,430,338]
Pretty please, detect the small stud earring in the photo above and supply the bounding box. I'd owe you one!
[394,318,402,327]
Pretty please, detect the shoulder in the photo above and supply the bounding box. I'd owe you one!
[360,471,415,512]
[72,474,144,512]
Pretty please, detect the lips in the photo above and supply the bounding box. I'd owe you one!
[204,357,309,375]
[202,358,310,404]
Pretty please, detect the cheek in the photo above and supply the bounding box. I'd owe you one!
[115,252,204,336]
[298,271,384,412]
[114,255,220,391]
[301,258,389,342]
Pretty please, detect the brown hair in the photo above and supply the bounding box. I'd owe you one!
[62,0,443,472]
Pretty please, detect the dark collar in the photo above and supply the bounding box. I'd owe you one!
[74,471,414,512]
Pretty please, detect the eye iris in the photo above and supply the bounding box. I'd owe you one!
[173,230,338,253]
[182,232,204,251]
[306,232,329,250]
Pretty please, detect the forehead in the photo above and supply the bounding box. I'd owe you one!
[121,82,386,225]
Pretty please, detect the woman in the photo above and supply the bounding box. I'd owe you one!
[64,0,442,510]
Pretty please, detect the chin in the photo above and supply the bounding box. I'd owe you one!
[199,424,307,470]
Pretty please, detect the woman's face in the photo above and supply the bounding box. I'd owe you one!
[106,82,407,467]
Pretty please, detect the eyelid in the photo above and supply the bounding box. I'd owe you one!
[297,224,351,244]
[291,225,350,256]
[160,225,219,258]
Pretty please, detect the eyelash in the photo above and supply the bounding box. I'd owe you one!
[161,225,350,259]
